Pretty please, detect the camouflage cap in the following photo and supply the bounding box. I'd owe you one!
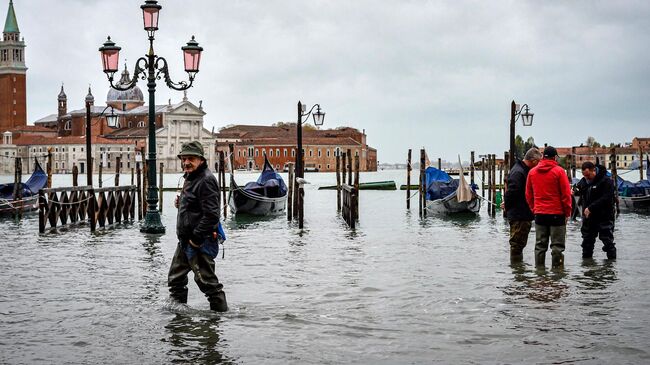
[177,141,205,159]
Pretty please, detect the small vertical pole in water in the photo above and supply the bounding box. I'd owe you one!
[419,148,426,217]
[131,167,134,186]
[98,154,103,188]
[115,156,121,186]
[347,149,352,185]
[72,164,78,187]
[141,147,147,213]
[13,157,22,218]
[640,145,644,182]
[136,161,142,220]
[89,187,97,232]
[503,151,509,218]
[287,162,294,221]
[407,149,412,209]
[492,154,497,217]
[470,151,475,187]
[481,157,485,198]
[487,154,492,213]
[336,154,341,211]
[437,157,441,170]
[610,147,619,214]
[220,151,227,218]
[159,162,164,214]
[354,154,360,220]
[47,147,53,189]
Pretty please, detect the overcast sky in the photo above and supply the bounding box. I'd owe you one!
[10,0,650,163]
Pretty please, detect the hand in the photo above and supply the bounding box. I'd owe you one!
[500,202,505,210]
[583,207,591,218]
[174,194,180,208]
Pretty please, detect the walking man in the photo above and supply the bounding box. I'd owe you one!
[504,148,542,261]
[525,146,573,267]
[574,161,616,259]
[168,141,228,312]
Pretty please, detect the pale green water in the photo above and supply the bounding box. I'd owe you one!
[0,170,649,364]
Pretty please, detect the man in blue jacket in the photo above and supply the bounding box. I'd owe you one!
[504,148,542,261]
[575,161,617,260]
[168,141,228,312]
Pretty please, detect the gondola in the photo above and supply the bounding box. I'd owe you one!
[0,160,47,216]
[228,157,287,215]
[617,175,650,212]
[424,164,481,215]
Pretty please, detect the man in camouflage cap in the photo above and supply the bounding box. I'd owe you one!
[168,141,228,311]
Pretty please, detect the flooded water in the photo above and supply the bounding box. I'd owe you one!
[1,170,649,364]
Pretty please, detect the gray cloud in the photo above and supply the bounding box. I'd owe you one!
[13,0,650,163]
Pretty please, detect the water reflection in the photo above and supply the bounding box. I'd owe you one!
[141,234,163,262]
[505,262,569,303]
[164,314,234,364]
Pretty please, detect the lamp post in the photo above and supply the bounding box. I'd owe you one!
[99,0,203,234]
[85,102,117,186]
[509,100,534,168]
[296,101,325,229]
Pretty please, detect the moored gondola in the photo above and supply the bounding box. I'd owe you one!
[0,160,47,216]
[228,157,287,215]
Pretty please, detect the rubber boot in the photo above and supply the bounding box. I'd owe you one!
[169,291,188,304]
[606,248,617,260]
[551,253,564,268]
[510,248,523,263]
[209,290,228,312]
[535,252,546,267]
[582,250,593,259]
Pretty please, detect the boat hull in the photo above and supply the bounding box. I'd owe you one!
[618,195,650,211]
[0,195,39,216]
[228,186,287,216]
[426,192,481,215]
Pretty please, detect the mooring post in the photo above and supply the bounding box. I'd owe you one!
[481,157,485,198]
[219,151,227,218]
[115,156,121,187]
[72,164,79,187]
[287,162,294,221]
[98,156,103,188]
[610,147,619,214]
[131,167,134,185]
[141,147,148,213]
[503,151,509,218]
[419,149,425,217]
[341,152,347,187]
[470,151,475,187]
[437,157,441,170]
[487,154,492,212]
[492,154,497,217]
[640,145,644,182]
[354,154,360,220]
[13,157,22,218]
[136,162,143,220]
[407,149,412,209]
[336,154,341,211]
[157,162,163,213]
[47,147,53,189]
[38,189,45,233]
[89,187,97,232]
[347,149,353,186]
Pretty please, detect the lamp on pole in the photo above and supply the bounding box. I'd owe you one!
[296,101,325,229]
[509,100,534,168]
[99,0,203,234]
[85,101,117,187]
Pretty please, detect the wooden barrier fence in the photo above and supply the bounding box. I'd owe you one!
[39,185,137,233]
[341,184,358,229]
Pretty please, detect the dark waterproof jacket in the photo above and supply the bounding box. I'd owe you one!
[575,164,615,223]
[504,159,534,221]
[176,162,221,245]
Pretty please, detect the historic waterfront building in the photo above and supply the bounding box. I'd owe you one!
[0,0,27,131]
[216,124,377,172]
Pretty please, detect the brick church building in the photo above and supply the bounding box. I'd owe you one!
[0,0,26,131]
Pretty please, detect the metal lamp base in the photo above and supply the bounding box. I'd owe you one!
[140,210,166,234]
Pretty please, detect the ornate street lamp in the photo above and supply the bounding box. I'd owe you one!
[295,101,325,229]
[509,100,534,168]
[99,0,203,234]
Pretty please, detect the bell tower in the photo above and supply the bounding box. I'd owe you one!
[0,0,27,130]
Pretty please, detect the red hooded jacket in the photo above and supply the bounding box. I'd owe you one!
[525,159,572,217]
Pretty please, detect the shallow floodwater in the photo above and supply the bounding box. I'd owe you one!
[1,170,649,364]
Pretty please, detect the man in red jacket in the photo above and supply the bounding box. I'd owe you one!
[525,146,573,267]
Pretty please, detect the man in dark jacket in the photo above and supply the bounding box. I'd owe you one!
[504,148,542,261]
[575,161,616,259]
[168,141,228,312]
[526,146,573,268]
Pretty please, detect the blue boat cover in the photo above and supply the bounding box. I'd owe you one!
[0,160,47,200]
[617,176,650,197]
[242,158,287,198]
[425,166,478,201]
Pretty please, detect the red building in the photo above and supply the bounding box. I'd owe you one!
[216,124,377,172]
[0,0,27,131]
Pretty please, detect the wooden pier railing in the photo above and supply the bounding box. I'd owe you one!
[341,184,358,229]
[39,185,137,233]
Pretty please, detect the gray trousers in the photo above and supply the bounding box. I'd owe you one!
[534,224,566,266]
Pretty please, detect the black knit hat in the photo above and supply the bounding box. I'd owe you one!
[543,146,558,158]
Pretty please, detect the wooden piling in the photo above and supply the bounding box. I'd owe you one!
[141,147,147,213]
[287,162,294,221]
[419,149,425,217]
[89,187,97,232]
[136,162,143,220]
[115,156,121,186]
[219,151,227,218]
[640,146,644,182]
[437,157,441,170]
[487,154,492,209]
[13,157,22,218]
[470,151,475,187]
[72,164,78,187]
[336,154,341,211]
[354,154,360,220]
[407,149,412,209]
[481,157,485,198]
[47,147,53,189]
[492,154,497,217]
[158,162,163,213]
[131,167,134,186]
[98,155,103,188]
[610,147,619,215]
[341,152,347,187]
[347,149,352,185]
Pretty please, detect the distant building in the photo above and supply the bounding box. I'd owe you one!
[216,124,377,172]
[0,0,27,131]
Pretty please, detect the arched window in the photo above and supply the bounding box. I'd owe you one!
[128,121,133,128]
[269,149,273,157]
[64,121,71,130]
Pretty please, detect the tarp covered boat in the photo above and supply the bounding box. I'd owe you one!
[617,175,650,211]
[425,163,480,215]
[228,157,288,215]
[0,160,47,215]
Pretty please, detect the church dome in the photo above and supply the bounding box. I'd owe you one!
[106,66,144,105]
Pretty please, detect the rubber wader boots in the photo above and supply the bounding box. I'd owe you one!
[606,248,617,260]
[209,290,228,312]
[552,253,564,268]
